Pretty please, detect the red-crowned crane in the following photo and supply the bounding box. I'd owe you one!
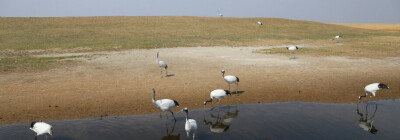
[152,88,180,121]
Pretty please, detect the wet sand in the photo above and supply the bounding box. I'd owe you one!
[1,46,400,125]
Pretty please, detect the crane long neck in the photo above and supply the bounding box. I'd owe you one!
[204,98,213,105]
[185,111,189,121]
[222,72,225,78]
[152,90,156,103]
[157,53,159,63]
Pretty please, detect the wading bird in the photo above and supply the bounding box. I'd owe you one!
[359,83,389,101]
[183,107,197,140]
[30,122,53,140]
[286,45,299,59]
[204,89,231,105]
[221,70,239,93]
[152,88,180,121]
[157,52,168,77]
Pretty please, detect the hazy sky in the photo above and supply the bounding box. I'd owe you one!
[1,0,399,23]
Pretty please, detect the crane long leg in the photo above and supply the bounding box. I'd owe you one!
[170,111,176,121]
[228,84,231,91]
[165,68,168,76]
[186,132,190,140]
[235,82,238,94]
[193,133,196,140]
[160,68,163,77]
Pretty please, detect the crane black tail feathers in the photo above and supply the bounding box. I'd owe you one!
[236,77,240,82]
[173,100,179,107]
[30,122,37,128]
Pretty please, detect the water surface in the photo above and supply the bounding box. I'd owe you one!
[1,99,400,140]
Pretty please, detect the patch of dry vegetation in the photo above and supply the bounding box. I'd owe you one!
[0,16,381,52]
[1,17,399,72]
[333,23,400,32]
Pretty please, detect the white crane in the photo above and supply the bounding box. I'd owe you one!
[286,45,299,59]
[204,89,231,105]
[257,21,262,26]
[152,88,180,121]
[218,12,223,18]
[333,35,341,40]
[221,70,239,92]
[30,122,53,140]
[183,107,197,140]
[359,83,389,101]
[157,52,168,77]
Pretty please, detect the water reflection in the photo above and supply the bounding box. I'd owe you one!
[203,106,239,133]
[2,100,400,140]
[356,103,378,134]
[161,121,180,140]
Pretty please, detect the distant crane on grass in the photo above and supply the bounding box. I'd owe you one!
[257,21,263,27]
[286,45,299,59]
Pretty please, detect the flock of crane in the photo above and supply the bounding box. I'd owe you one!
[29,50,390,140]
[154,51,240,139]
[28,16,391,140]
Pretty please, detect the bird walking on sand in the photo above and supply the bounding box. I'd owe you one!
[204,89,231,105]
[157,52,168,77]
[30,121,53,140]
[183,107,197,140]
[152,88,180,121]
[359,83,389,101]
[221,70,239,93]
[286,45,299,59]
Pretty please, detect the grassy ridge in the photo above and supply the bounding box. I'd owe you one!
[334,24,400,32]
[1,17,399,72]
[0,16,389,51]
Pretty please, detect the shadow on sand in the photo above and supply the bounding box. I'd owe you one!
[232,91,245,95]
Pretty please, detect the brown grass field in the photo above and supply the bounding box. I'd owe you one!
[0,17,399,125]
[333,23,400,32]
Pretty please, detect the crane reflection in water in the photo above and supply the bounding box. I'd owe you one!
[161,120,180,140]
[356,102,378,134]
[203,105,239,133]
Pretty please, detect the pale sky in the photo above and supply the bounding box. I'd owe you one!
[1,0,399,23]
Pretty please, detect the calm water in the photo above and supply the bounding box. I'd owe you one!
[1,99,400,140]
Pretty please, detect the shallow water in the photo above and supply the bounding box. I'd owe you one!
[1,99,400,140]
